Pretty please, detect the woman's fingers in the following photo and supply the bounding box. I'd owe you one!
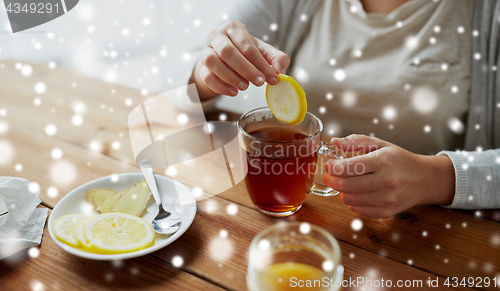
[323,172,377,193]
[348,206,395,219]
[201,47,249,91]
[330,134,390,153]
[209,33,266,87]
[255,38,290,75]
[226,29,279,85]
[199,66,239,96]
[340,192,388,207]
[325,152,380,177]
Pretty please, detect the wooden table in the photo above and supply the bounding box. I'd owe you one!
[0,60,500,291]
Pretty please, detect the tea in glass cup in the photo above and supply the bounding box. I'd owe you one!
[237,107,344,217]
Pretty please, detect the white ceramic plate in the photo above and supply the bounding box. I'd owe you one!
[48,172,197,260]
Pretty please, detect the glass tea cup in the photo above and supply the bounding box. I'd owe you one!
[237,107,344,217]
[247,222,343,291]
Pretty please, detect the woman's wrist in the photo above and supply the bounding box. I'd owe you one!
[419,154,456,205]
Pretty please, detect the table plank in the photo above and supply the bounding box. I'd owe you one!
[158,196,470,291]
[0,122,140,208]
[0,210,225,291]
[2,59,499,290]
[0,119,465,290]
[219,183,500,289]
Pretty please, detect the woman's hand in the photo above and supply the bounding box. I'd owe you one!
[324,134,456,218]
[190,20,290,100]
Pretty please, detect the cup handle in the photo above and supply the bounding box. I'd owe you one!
[307,142,344,197]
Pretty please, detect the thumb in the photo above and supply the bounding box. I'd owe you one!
[330,134,390,154]
[255,38,290,74]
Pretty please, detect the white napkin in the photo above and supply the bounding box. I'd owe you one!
[0,177,48,260]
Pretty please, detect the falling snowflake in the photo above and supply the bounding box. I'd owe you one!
[351,219,363,231]
[110,174,119,183]
[21,65,33,76]
[112,141,121,150]
[333,69,346,81]
[352,49,362,58]
[50,160,77,185]
[341,91,357,107]
[51,148,63,160]
[208,236,233,262]
[177,113,188,125]
[28,247,39,258]
[28,182,40,194]
[299,223,311,234]
[258,239,270,250]
[447,117,464,134]
[45,124,57,136]
[30,280,45,291]
[227,204,238,215]
[34,82,46,94]
[72,114,83,126]
[166,166,177,177]
[411,87,438,114]
[322,260,334,272]
[47,187,58,198]
[0,121,8,134]
[406,36,419,49]
[382,106,397,121]
[293,67,309,83]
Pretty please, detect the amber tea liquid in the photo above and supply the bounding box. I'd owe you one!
[244,127,317,215]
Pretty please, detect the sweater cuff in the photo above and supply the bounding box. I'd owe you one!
[436,151,468,209]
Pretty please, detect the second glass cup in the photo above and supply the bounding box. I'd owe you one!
[238,107,344,217]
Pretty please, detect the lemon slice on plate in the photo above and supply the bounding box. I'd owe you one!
[266,74,307,125]
[83,212,154,254]
[75,216,97,250]
[52,213,95,247]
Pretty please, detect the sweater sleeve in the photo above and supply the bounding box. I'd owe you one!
[437,149,500,209]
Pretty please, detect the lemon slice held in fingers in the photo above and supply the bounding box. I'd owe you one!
[266,74,307,125]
